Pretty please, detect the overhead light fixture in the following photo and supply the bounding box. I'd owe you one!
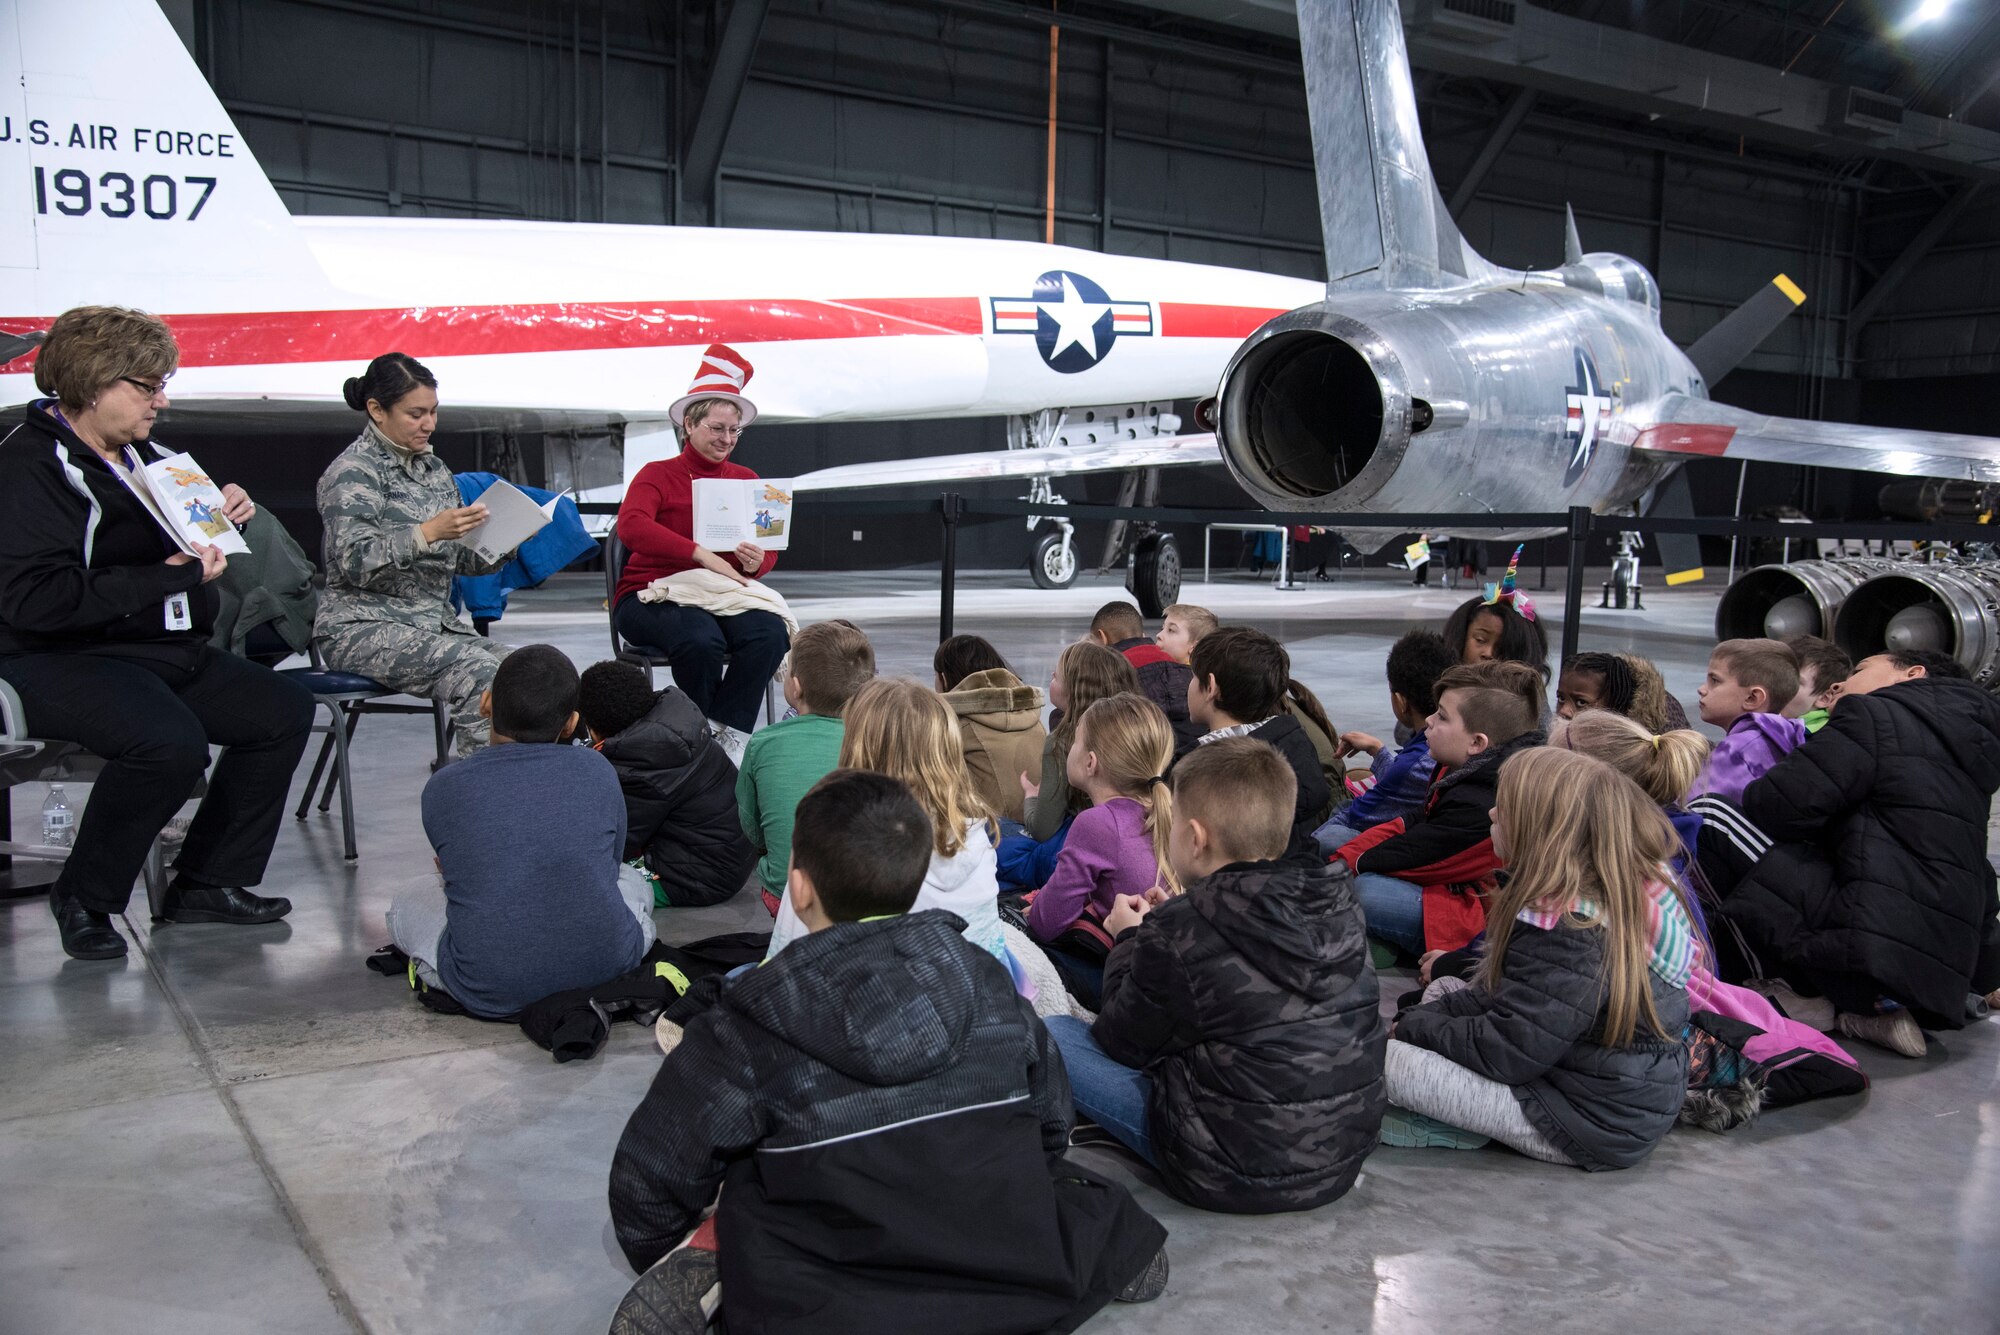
[1904,0,1954,29]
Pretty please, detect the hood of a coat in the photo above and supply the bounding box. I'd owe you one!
[1862,676,2000,789]
[725,911,980,1086]
[1191,859,1363,1000]
[599,689,708,770]
[945,669,1046,729]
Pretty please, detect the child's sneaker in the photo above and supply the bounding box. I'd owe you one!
[1749,977,1836,1032]
[1115,1248,1169,1304]
[611,1221,721,1335]
[1378,1108,1491,1150]
[708,721,749,767]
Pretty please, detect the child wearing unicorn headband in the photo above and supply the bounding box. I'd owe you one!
[1439,545,1551,682]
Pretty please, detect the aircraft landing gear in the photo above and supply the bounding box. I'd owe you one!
[1128,529,1182,617]
[1600,530,1645,610]
[1030,522,1079,589]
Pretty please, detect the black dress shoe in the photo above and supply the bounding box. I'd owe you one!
[156,878,292,925]
[50,888,127,960]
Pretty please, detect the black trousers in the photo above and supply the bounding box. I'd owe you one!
[0,645,315,913]
[611,597,789,735]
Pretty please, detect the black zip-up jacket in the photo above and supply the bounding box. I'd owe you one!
[1095,855,1387,1213]
[596,688,756,907]
[1396,919,1689,1170]
[1352,729,1546,879]
[608,910,1165,1334]
[1729,677,2000,1030]
[0,401,214,660]
[1247,714,1334,853]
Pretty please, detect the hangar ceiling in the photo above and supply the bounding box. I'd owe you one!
[170,0,2000,381]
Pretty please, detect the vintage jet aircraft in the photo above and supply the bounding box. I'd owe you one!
[1210,0,2000,588]
[0,0,1322,592]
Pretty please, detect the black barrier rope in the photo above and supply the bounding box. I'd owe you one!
[579,495,1986,655]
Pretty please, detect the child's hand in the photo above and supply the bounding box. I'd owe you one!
[1143,886,1170,906]
[1104,893,1152,936]
[1418,949,1444,986]
[1020,770,1040,799]
[1337,730,1384,759]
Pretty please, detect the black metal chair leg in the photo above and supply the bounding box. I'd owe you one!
[318,705,364,814]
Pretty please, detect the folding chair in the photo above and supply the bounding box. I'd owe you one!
[602,529,779,726]
[280,646,452,860]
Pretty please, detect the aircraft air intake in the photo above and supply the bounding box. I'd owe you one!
[1214,307,1414,512]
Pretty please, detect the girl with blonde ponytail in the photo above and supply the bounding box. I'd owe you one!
[1552,709,1711,888]
[1023,693,1178,1004]
[1385,748,1696,1169]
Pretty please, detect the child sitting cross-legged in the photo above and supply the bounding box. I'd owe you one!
[767,677,1003,961]
[578,661,755,908]
[1316,629,1459,853]
[1047,738,1388,1213]
[737,619,875,916]
[386,645,653,1019]
[608,769,1170,1332]
[1024,692,1179,1007]
[1383,747,1696,1167]
[1693,638,1808,803]
[1184,626,1335,848]
[1332,660,1546,960]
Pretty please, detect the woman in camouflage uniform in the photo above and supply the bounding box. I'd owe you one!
[315,353,513,755]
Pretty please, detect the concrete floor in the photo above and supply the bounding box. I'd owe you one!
[3,567,1996,1335]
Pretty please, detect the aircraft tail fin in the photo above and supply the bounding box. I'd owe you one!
[1563,205,1584,267]
[1298,0,1494,291]
[1684,275,1807,387]
[0,0,326,324]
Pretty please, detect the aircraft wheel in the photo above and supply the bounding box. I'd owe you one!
[1030,528,1079,589]
[1127,531,1181,618]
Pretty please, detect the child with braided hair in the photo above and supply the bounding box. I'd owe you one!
[1556,652,1691,732]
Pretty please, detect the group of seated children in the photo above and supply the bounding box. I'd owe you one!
[386,577,2000,1331]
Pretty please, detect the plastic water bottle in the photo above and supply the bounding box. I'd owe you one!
[41,784,74,849]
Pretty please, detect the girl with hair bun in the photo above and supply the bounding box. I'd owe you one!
[315,352,519,755]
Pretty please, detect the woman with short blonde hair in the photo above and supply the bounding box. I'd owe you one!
[0,306,313,960]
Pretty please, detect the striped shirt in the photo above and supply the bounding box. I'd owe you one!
[1515,870,1697,988]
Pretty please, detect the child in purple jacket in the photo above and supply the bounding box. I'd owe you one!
[1024,695,1177,1005]
[1692,638,1809,803]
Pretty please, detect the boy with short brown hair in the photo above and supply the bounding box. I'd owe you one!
[1045,738,1387,1213]
[736,619,875,914]
[1782,634,1851,733]
[1693,637,1808,803]
[1155,603,1217,664]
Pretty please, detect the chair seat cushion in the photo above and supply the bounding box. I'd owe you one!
[281,667,390,695]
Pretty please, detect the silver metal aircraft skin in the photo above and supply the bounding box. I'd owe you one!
[1214,0,2000,542]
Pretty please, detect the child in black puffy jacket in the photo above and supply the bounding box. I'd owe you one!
[1385,747,1694,1170]
[579,661,754,908]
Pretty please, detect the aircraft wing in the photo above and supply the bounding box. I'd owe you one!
[791,433,1221,492]
[1624,395,2000,483]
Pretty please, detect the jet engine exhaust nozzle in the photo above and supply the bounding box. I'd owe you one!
[1214,314,1407,512]
[1714,559,1902,643]
[1834,565,2000,687]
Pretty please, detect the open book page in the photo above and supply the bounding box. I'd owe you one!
[461,478,557,564]
[693,477,795,553]
[137,452,250,556]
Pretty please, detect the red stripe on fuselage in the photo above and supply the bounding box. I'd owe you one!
[0,296,1286,372]
[1632,423,1737,457]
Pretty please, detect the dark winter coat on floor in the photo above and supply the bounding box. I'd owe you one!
[607,910,1165,1334]
[596,689,756,907]
[1722,677,2000,1030]
[1094,856,1387,1213]
[1114,637,1201,749]
[1335,729,1546,950]
[1395,920,1690,1170]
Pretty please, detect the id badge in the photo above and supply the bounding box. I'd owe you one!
[165,591,192,631]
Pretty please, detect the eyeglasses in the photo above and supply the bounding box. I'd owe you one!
[120,375,171,399]
[697,424,745,439]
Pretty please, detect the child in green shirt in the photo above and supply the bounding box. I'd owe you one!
[1782,634,1852,734]
[736,620,876,913]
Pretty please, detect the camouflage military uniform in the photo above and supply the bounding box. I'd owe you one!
[315,425,510,755]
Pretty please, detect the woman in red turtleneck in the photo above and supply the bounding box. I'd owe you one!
[611,398,789,742]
